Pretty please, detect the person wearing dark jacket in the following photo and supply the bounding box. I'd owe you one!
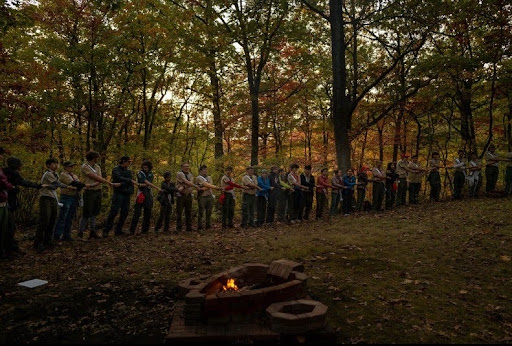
[154,172,176,233]
[0,148,15,259]
[266,166,279,223]
[103,156,138,237]
[130,160,161,234]
[299,165,315,220]
[3,156,42,254]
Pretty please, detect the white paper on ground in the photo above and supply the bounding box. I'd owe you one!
[18,279,48,288]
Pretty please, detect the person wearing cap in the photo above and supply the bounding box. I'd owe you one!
[103,156,138,237]
[196,165,221,232]
[356,165,369,211]
[241,166,261,228]
[427,152,443,202]
[35,158,77,252]
[3,156,43,254]
[80,151,119,240]
[485,144,499,194]
[299,165,315,221]
[0,147,15,259]
[130,160,161,235]
[154,172,176,233]
[395,154,410,206]
[54,161,97,242]
[266,166,280,223]
[220,166,245,230]
[256,169,271,227]
[450,150,467,200]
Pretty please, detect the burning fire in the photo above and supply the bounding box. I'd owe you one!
[223,278,238,291]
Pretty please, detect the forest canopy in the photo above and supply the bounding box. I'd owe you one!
[1,0,511,176]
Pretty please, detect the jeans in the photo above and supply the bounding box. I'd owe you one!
[130,193,153,233]
[408,183,421,204]
[155,202,172,232]
[241,193,256,227]
[104,192,131,234]
[221,193,235,227]
[36,196,58,246]
[396,178,408,206]
[54,194,78,240]
[342,190,353,214]
[316,192,328,219]
[176,194,193,231]
[485,166,499,193]
[373,182,385,211]
[198,195,214,229]
[256,196,267,226]
[329,192,341,216]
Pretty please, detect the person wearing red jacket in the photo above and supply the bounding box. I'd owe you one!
[220,166,245,230]
[0,148,15,259]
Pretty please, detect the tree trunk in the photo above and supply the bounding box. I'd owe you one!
[330,0,351,172]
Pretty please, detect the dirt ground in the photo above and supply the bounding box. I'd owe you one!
[1,197,511,344]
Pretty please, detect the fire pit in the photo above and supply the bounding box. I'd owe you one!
[179,260,308,324]
[168,259,331,343]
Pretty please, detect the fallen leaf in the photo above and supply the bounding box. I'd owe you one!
[500,255,510,262]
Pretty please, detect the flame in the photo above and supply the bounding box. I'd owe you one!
[223,278,238,291]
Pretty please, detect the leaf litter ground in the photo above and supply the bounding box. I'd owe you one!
[0,197,511,343]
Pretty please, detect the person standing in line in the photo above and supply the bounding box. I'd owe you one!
[287,164,307,224]
[299,165,315,221]
[395,154,410,206]
[385,162,398,209]
[505,151,512,196]
[175,163,199,232]
[372,160,386,211]
[35,158,76,252]
[3,156,43,254]
[80,151,119,239]
[196,165,221,231]
[256,169,271,227]
[0,147,15,259]
[329,170,343,216]
[451,150,467,200]
[220,166,245,230]
[485,144,500,194]
[407,155,424,205]
[54,161,96,242]
[427,152,443,202]
[467,152,483,197]
[316,168,332,220]
[356,165,369,211]
[276,168,291,223]
[342,169,356,215]
[103,156,138,237]
[130,160,161,234]
[241,167,260,228]
[154,172,175,233]
[266,166,280,223]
